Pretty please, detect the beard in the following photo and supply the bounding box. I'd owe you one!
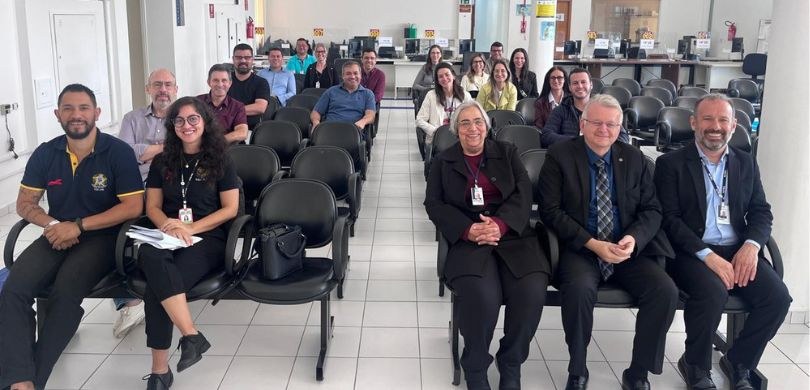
[61,119,95,140]
[235,64,251,75]
[698,129,730,151]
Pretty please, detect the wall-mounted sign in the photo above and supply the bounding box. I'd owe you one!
[424,29,435,38]
[255,26,265,35]
[436,38,449,47]
[313,28,324,37]
[594,38,609,49]
[536,1,555,18]
[370,28,380,38]
[641,31,654,40]
[586,30,598,41]
[459,4,472,12]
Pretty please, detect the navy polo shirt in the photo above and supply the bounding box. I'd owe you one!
[313,84,376,124]
[21,132,144,223]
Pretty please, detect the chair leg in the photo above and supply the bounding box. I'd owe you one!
[439,282,445,297]
[449,293,461,386]
[337,279,344,299]
[316,296,334,381]
[36,298,48,337]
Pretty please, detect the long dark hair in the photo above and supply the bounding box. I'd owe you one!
[161,96,228,186]
[421,44,443,75]
[433,62,466,107]
[539,66,569,99]
[487,59,511,104]
[509,48,529,82]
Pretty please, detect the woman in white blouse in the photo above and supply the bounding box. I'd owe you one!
[460,53,489,99]
[417,62,473,146]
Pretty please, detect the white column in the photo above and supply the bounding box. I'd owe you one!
[528,0,557,76]
[757,0,809,315]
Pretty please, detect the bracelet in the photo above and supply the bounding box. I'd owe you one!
[75,217,85,233]
[46,220,59,227]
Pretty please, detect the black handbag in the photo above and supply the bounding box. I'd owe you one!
[255,223,306,280]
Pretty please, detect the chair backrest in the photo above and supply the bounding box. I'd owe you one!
[494,125,542,155]
[262,97,281,121]
[310,121,363,165]
[228,145,281,214]
[626,96,665,131]
[515,97,538,125]
[742,53,767,79]
[250,120,302,167]
[734,109,752,132]
[600,86,632,109]
[730,98,755,122]
[519,148,547,201]
[301,88,328,98]
[645,78,677,100]
[657,107,694,144]
[673,96,698,112]
[256,178,337,248]
[290,146,354,201]
[294,73,305,94]
[640,86,673,106]
[487,109,525,133]
[431,125,458,158]
[611,78,642,96]
[274,107,312,139]
[590,78,605,94]
[287,94,319,111]
[729,124,752,153]
[727,79,760,104]
[678,86,708,98]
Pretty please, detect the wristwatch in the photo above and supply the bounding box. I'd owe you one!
[75,217,85,233]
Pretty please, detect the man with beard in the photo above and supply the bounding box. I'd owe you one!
[197,63,249,144]
[654,94,791,390]
[228,43,270,128]
[114,68,177,338]
[0,84,144,390]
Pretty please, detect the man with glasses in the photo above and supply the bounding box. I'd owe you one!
[228,43,270,128]
[538,94,678,390]
[487,41,506,72]
[258,47,297,106]
[541,68,629,148]
[361,48,385,105]
[197,64,248,144]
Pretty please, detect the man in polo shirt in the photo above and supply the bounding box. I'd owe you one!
[257,48,297,106]
[228,43,270,128]
[311,60,376,131]
[285,38,316,75]
[361,48,385,105]
[0,84,144,390]
[197,63,249,144]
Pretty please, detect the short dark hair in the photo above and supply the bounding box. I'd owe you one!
[232,43,253,55]
[296,38,310,50]
[362,48,377,56]
[58,83,97,107]
[490,41,504,49]
[267,47,283,55]
[342,60,361,73]
[207,63,232,81]
[568,67,591,82]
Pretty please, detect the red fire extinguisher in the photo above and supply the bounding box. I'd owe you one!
[725,21,736,41]
[246,17,254,39]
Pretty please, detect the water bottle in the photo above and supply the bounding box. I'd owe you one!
[751,117,760,133]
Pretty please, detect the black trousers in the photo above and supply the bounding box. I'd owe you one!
[557,249,678,376]
[0,233,116,389]
[447,254,549,381]
[667,244,791,370]
[139,235,224,350]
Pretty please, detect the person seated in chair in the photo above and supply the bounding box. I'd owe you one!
[197,64,248,144]
[257,48,297,107]
[0,84,144,390]
[538,94,678,390]
[286,38,316,75]
[460,52,490,99]
[476,59,518,111]
[416,62,473,147]
[533,66,567,129]
[310,60,376,133]
[654,94,791,390]
[139,96,239,389]
[303,43,339,90]
[425,100,549,390]
[228,43,270,129]
[360,48,386,105]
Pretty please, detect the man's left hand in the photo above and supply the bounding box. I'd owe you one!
[731,242,759,287]
[610,235,636,258]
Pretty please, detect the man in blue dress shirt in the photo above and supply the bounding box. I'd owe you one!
[257,47,296,106]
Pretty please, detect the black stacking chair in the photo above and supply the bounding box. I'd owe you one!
[262,97,281,122]
[612,78,642,96]
[274,107,313,139]
[250,120,304,168]
[237,178,348,381]
[729,124,752,154]
[734,109,753,134]
[519,148,547,230]
[228,145,281,216]
[600,85,632,109]
[655,107,694,152]
[287,94,320,111]
[674,96,698,112]
[515,97,538,125]
[641,86,673,106]
[301,88,328,98]
[646,79,678,101]
[590,78,605,94]
[730,98,756,123]
[494,125,542,155]
[727,79,761,109]
[678,86,708,98]
[294,73,305,94]
[310,121,368,180]
[625,96,665,147]
[487,109,525,134]
[424,125,458,180]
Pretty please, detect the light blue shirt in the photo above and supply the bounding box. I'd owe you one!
[694,144,760,261]
[256,68,297,106]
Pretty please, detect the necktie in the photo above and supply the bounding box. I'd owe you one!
[595,159,614,280]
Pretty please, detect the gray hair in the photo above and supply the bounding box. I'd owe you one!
[448,100,491,135]
[314,42,327,52]
[582,94,623,120]
[694,93,734,115]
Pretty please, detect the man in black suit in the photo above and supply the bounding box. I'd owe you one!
[538,94,678,390]
[654,94,791,390]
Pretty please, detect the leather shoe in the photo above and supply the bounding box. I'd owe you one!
[497,362,521,390]
[565,374,588,390]
[464,369,491,390]
[677,354,716,389]
[621,369,650,390]
[176,332,210,373]
[143,368,173,390]
[720,356,754,390]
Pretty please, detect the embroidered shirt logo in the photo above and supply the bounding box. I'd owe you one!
[91,173,108,191]
[47,179,63,187]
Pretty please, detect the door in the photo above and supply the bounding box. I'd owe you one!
[554,0,571,60]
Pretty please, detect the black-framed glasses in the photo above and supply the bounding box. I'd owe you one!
[173,115,202,127]
[549,76,565,81]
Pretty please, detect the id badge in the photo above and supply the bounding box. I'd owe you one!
[717,203,730,225]
[471,185,485,206]
[315,81,320,88]
[178,207,194,224]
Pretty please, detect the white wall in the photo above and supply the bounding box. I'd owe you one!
[708,0,772,57]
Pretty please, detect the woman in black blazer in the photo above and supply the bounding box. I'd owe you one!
[424,100,549,390]
[509,48,539,100]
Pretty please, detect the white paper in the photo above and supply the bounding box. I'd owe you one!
[436,38,449,48]
[127,225,202,250]
[695,39,711,49]
[639,39,655,49]
[378,37,393,47]
[594,38,609,49]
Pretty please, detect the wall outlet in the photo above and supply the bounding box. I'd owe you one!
[0,103,18,115]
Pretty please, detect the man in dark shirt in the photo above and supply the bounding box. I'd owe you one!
[228,43,270,128]
[197,64,248,144]
[361,48,385,105]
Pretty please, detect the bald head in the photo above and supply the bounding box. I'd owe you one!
[146,68,178,112]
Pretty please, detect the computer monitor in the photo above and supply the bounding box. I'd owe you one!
[350,36,376,58]
[563,41,577,56]
[461,52,490,73]
[459,39,476,54]
[731,37,744,54]
[405,39,420,56]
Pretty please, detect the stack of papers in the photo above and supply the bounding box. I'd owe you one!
[126,225,202,250]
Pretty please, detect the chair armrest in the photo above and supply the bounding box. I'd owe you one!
[272,170,288,183]
[764,235,783,279]
[300,138,310,149]
[331,214,349,280]
[225,214,254,276]
[536,222,559,279]
[623,108,638,131]
[727,88,740,98]
[655,122,672,149]
[437,230,450,279]
[114,217,147,276]
[347,172,362,218]
[3,219,30,269]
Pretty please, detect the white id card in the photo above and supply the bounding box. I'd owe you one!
[179,207,194,224]
[471,185,484,206]
[315,81,320,88]
[717,203,730,224]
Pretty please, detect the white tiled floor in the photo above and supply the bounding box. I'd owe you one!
[1,99,807,389]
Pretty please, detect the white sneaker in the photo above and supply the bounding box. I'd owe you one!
[113,301,145,338]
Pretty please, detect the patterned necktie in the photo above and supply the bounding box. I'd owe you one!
[595,159,614,281]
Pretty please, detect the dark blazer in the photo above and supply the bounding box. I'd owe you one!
[654,143,772,255]
[425,139,550,281]
[538,137,674,258]
[512,70,539,100]
[541,96,631,148]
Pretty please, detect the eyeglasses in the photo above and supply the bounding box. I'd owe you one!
[173,115,202,127]
[472,60,484,64]
[549,76,565,81]
[150,81,175,89]
[583,119,621,130]
[233,55,253,61]
[458,118,487,129]
[315,50,327,54]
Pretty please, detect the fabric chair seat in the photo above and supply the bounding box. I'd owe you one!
[238,257,337,303]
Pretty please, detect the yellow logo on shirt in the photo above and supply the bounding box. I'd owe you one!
[91,173,108,191]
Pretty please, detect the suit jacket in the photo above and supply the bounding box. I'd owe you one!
[653,143,772,255]
[538,137,673,258]
[425,139,550,281]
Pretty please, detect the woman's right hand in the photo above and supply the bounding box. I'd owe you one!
[167,226,193,246]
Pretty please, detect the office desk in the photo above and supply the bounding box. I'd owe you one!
[694,61,746,90]
[556,58,699,87]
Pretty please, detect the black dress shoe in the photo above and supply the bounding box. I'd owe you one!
[176,332,211,372]
[497,362,520,390]
[720,356,754,390]
[143,369,173,390]
[677,354,716,389]
[621,369,650,390]
[464,369,491,390]
[565,374,588,390]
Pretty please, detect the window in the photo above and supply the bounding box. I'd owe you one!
[590,0,660,43]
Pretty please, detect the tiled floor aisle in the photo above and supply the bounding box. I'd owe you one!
[0,98,807,389]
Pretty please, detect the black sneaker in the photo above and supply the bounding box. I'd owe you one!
[677,354,717,389]
[143,368,173,390]
[176,332,211,372]
[720,355,754,390]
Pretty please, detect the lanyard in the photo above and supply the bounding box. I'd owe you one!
[180,158,200,209]
[700,157,728,203]
[463,155,485,186]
